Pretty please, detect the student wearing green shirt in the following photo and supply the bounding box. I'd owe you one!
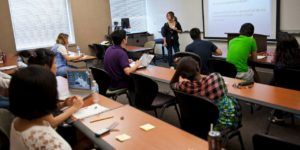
[227,23,257,81]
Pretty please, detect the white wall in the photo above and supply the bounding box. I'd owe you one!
[146,0,300,54]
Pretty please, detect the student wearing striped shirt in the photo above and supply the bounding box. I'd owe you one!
[170,57,241,132]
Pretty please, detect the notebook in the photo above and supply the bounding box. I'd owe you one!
[73,103,109,119]
[130,53,154,69]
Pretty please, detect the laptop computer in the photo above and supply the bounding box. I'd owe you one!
[130,53,154,69]
[57,69,93,100]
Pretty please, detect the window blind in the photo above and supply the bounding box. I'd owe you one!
[8,0,75,51]
[109,0,147,33]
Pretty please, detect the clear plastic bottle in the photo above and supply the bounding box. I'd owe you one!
[76,46,81,56]
[91,80,99,93]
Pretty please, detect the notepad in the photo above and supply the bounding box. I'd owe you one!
[73,104,109,119]
[0,65,17,71]
[116,134,131,142]
[257,55,267,59]
[140,123,155,131]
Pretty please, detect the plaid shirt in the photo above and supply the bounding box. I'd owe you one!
[171,73,227,101]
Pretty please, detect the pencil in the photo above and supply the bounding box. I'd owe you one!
[90,116,114,123]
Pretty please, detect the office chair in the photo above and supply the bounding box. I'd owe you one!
[89,67,130,104]
[0,109,14,150]
[208,59,237,78]
[173,90,244,150]
[266,67,300,134]
[92,44,106,60]
[253,133,300,150]
[128,74,180,119]
[173,52,202,72]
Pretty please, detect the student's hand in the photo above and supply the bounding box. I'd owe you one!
[163,41,167,47]
[135,60,142,67]
[63,97,75,107]
[71,96,84,110]
[171,26,178,31]
[128,59,133,63]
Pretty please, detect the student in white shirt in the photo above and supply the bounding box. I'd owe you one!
[9,66,80,150]
[51,33,83,77]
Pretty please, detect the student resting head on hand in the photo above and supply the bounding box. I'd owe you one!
[170,57,241,132]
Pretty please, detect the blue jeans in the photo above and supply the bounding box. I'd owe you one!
[57,65,77,77]
[166,43,180,66]
[0,96,9,109]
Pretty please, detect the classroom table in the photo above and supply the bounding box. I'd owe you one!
[74,93,208,149]
[125,45,152,53]
[135,65,300,115]
[0,53,18,74]
[213,49,275,69]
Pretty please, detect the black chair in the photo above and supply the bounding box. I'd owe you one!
[173,52,202,71]
[173,90,244,149]
[89,67,130,103]
[253,133,300,150]
[92,44,106,60]
[208,59,237,78]
[266,67,300,134]
[128,74,180,119]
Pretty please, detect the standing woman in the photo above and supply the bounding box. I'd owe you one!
[51,33,83,76]
[162,11,182,67]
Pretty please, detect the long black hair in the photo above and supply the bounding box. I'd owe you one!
[275,32,300,66]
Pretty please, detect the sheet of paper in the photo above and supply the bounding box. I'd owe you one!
[140,123,155,131]
[73,104,109,119]
[0,65,17,71]
[56,76,70,100]
[257,55,267,59]
[116,134,131,142]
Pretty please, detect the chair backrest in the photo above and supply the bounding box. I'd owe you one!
[253,134,300,150]
[128,74,158,110]
[273,67,300,90]
[173,90,219,139]
[0,109,14,149]
[173,52,202,70]
[89,67,111,96]
[92,44,106,60]
[208,59,237,78]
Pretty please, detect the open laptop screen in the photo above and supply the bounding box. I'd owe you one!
[67,69,91,90]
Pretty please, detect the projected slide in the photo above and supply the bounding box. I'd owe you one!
[203,0,278,39]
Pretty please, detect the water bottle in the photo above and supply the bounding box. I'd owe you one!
[208,124,222,150]
[76,46,81,56]
[91,80,99,93]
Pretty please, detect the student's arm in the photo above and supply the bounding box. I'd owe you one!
[213,48,223,56]
[161,24,167,47]
[49,96,83,128]
[124,60,141,76]
[170,70,181,85]
[250,38,258,61]
[211,43,222,56]
[173,22,182,33]
[58,45,83,61]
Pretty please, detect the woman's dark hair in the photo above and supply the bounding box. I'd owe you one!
[170,57,201,84]
[190,28,201,40]
[240,23,255,37]
[167,11,176,20]
[28,48,56,68]
[275,32,300,65]
[110,30,127,45]
[9,65,58,120]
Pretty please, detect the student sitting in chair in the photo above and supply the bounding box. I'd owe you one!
[186,28,222,74]
[170,57,241,131]
[51,33,83,77]
[9,66,77,150]
[27,48,84,128]
[226,23,257,82]
[104,30,141,89]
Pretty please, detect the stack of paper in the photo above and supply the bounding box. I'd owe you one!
[73,104,109,119]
